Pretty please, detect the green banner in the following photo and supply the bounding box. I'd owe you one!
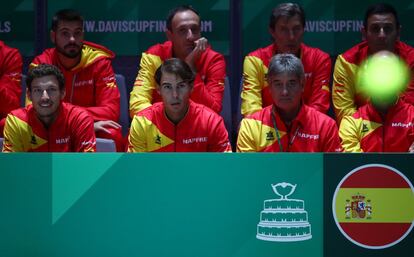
[0,0,34,56]
[0,153,323,257]
[242,0,414,56]
[47,0,230,56]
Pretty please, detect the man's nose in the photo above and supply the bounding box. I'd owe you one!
[281,86,289,96]
[172,88,179,98]
[186,29,194,40]
[378,27,386,38]
[41,90,50,99]
[69,34,76,42]
[288,29,296,39]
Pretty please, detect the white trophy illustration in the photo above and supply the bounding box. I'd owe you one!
[256,182,312,242]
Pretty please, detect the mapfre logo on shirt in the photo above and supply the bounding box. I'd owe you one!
[74,79,93,87]
[297,132,319,140]
[56,137,70,144]
[391,122,414,128]
[182,137,208,144]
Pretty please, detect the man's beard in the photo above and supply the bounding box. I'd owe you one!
[57,43,82,59]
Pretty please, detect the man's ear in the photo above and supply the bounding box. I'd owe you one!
[397,25,401,40]
[300,78,305,93]
[166,29,173,41]
[60,89,66,100]
[27,88,32,102]
[268,27,276,41]
[361,26,367,41]
[50,30,56,44]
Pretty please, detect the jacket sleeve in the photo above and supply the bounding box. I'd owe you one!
[307,53,331,113]
[332,54,358,123]
[321,119,343,152]
[241,56,265,116]
[236,118,258,152]
[338,116,363,152]
[191,53,226,113]
[72,110,96,152]
[0,47,22,134]
[86,59,120,122]
[127,115,148,152]
[129,53,163,117]
[207,115,232,152]
[2,114,24,152]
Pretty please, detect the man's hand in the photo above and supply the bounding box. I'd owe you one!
[409,142,414,153]
[185,37,208,72]
[94,120,121,134]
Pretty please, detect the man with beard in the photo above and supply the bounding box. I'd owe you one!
[0,40,22,136]
[241,2,331,116]
[333,3,414,123]
[2,64,96,152]
[129,5,226,117]
[127,58,231,152]
[30,9,123,151]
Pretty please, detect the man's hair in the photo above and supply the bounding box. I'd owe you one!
[27,64,65,91]
[267,53,304,80]
[166,5,200,31]
[155,58,195,86]
[364,3,400,28]
[51,9,84,31]
[269,3,305,29]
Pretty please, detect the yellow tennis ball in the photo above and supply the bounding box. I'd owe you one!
[357,51,410,103]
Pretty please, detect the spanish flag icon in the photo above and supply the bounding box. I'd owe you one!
[332,164,414,249]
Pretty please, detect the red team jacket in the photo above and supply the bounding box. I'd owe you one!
[0,41,22,135]
[333,40,414,122]
[30,41,120,122]
[2,102,96,152]
[129,41,226,116]
[339,99,414,152]
[237,104,342,152]
[127,101,231,152]
[241,43,331,115]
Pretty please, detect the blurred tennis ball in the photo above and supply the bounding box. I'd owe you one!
[357,51,410,103]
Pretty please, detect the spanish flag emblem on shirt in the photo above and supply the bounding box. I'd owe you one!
[333,164,414,249]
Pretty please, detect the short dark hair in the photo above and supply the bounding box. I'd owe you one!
[166,5,200,31]
[269,3,305,29]
[27,64,65,91]
[364,3,400,28]
[51,9,83,31]
[155,58,195,86]
[267,54,304,80]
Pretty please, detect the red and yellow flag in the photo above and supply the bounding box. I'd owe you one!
[333,164,414,249]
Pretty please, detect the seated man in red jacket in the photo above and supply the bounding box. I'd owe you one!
[2,64,96,152]
[237,54,342,152]
[30,9,123,151]
[241,3,331,116]
[129,5,226,117]
[339,51,414,152]
[127,58,231,152]
[333,3,414,123]
[0,40,22,135]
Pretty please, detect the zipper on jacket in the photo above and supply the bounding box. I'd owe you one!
[174,125,177,152]
[70,74,77,103]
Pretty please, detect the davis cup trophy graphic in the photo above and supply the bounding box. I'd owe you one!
[256,182,312,242]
